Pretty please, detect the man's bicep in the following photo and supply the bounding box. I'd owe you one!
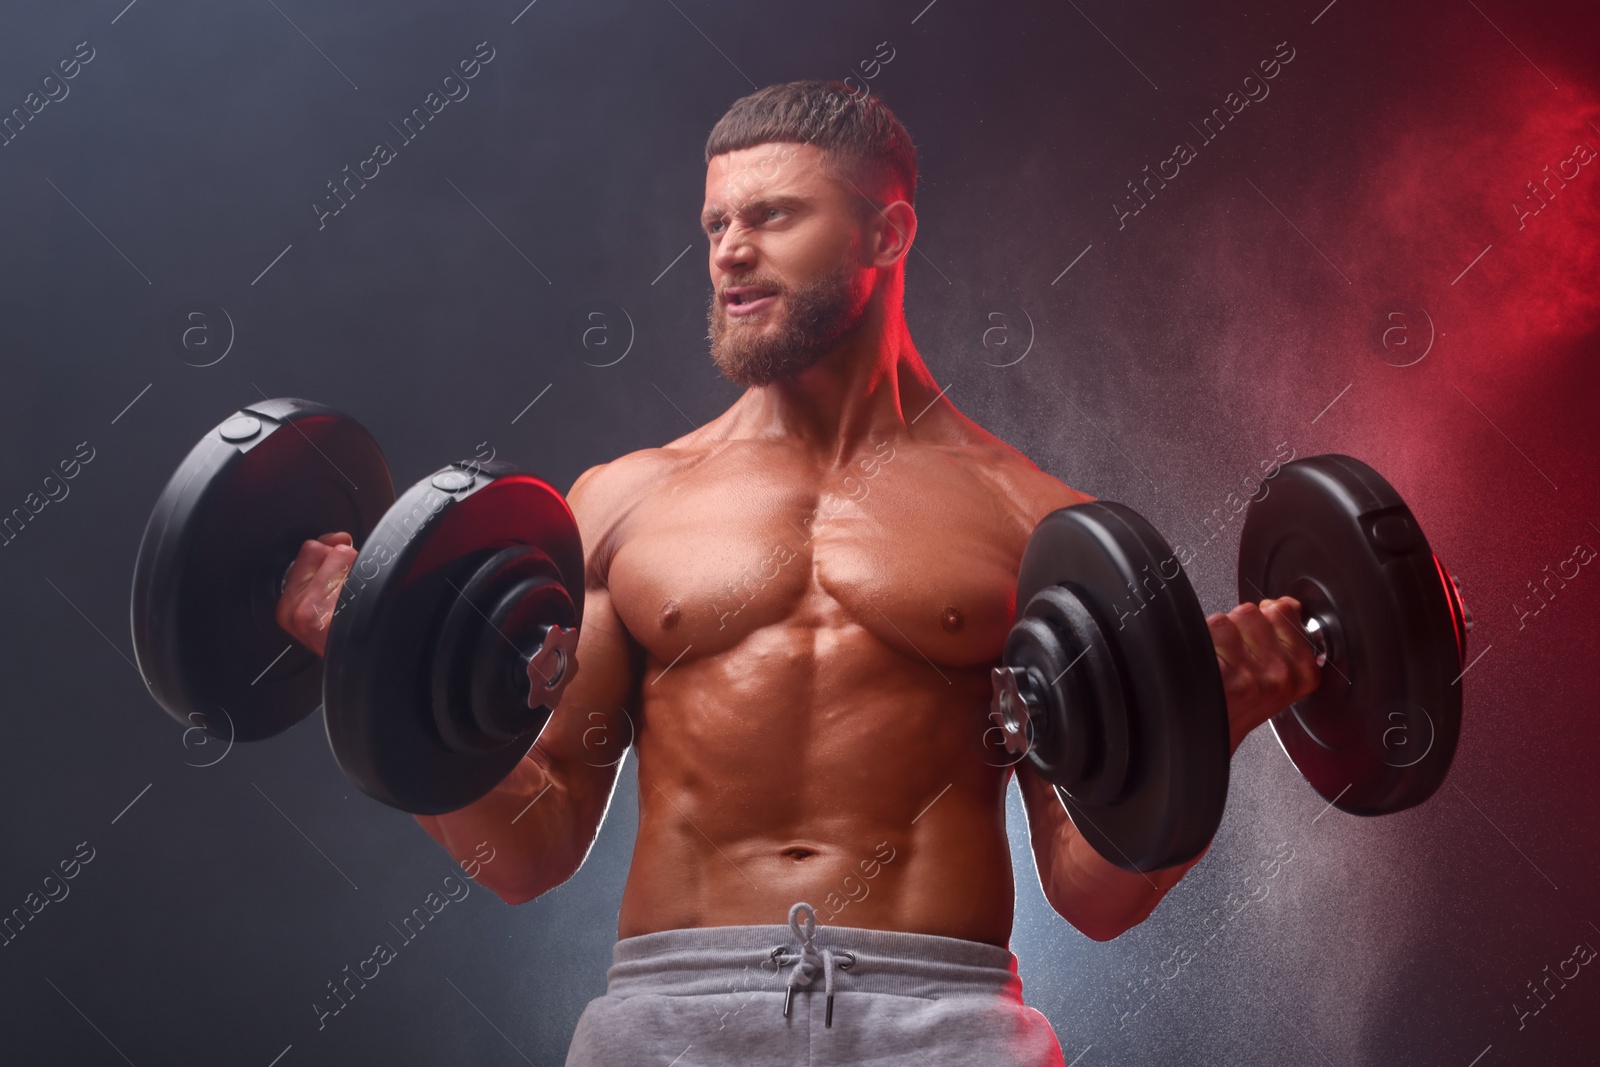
[532,459,643,757]
[533,580,641,770]
[1010,768,1086,925]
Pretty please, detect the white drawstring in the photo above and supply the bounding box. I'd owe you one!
[774,902,856,1028]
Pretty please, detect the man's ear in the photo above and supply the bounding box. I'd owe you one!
[870,199,917,268]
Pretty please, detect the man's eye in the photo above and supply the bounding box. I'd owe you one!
[706,220,725,234]
[765,208,783,220]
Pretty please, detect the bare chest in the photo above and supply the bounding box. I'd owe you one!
[607,443,1025,671]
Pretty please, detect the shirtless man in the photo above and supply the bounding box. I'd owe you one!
[278,81,1320,1065]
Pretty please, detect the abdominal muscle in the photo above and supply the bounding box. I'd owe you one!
[615,624,1019,947]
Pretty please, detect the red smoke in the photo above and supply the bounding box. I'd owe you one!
[1351,73,1600,362]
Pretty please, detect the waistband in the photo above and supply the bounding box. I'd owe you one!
[606,902,1023,1003]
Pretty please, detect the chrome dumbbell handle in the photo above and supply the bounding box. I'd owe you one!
[526,624,580,709]
[990,665,1040,759]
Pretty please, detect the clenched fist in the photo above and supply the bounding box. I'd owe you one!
[274,532,358,657]
[1208,597,1322,755]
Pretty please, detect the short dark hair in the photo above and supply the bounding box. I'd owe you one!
[704,80,917,208]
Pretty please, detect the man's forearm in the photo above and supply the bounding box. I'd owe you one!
[1016,768,1205,940]
[1019,688,1262,940]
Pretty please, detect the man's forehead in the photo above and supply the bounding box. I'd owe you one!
[703,142,829,205]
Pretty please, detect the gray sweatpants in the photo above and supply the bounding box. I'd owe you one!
[565,903,1066,1066]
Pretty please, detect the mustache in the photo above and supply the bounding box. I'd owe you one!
[718,279,785,298]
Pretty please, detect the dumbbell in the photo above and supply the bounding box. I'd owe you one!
[130,398,584,814]
[1236,454,1471,813]
[989,454,1470,873]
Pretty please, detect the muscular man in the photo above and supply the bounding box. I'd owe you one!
[279,81,1320,1065]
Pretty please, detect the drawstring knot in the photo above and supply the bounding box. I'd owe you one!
[774,902,855,1028]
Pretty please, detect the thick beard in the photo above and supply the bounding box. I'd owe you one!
[707,261,869,387]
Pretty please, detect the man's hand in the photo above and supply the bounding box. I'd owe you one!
[1015,596,1317,940]
[1207,597,1322,755]
[274,532,357,658]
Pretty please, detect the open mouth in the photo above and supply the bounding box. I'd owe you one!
[724,287,780,317]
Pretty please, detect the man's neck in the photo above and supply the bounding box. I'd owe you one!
[725,297,942,466]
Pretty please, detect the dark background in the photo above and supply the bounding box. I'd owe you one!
[2,0,1597,1064]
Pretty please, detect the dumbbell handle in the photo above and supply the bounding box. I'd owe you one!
[990,666,1038,759]
[525,624,580,710]
[1303,615,1333,668]
[1298,566,1473,672]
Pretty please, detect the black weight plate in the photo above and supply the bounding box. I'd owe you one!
[1006,585,1130,805]
[1002,605,1080,782]
[323,460,584,814]
[1014,502,1230,872]
[130,399,393,742]
[430,544,574,754]
[1237,454,1463,815]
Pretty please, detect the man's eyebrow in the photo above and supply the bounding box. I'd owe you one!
[700,195,807,224]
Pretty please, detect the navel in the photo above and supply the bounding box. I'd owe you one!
[941,605,964,633]
[660,599,682,630]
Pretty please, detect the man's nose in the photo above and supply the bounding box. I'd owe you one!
[712,223,756,274]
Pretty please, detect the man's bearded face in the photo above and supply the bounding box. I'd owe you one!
[708,257,870,386]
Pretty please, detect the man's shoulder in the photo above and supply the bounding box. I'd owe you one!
[930,416,1094,526]
[567,405,734,508]
[567,445,704,529]
[565,446,699,575]
[570,447,682,506]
